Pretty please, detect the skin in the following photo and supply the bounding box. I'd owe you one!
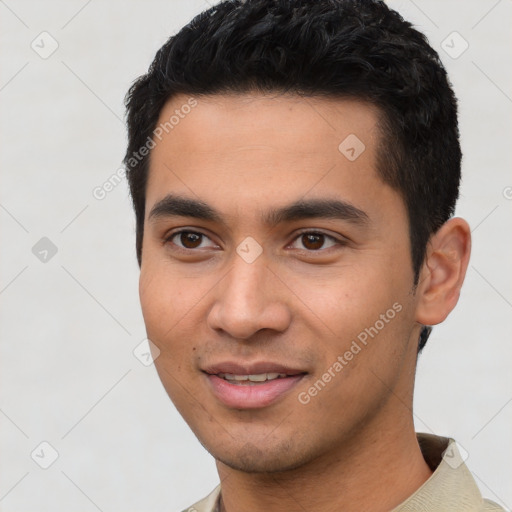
[139,93,471,511]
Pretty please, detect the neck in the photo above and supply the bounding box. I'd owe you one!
[216,416,432,512]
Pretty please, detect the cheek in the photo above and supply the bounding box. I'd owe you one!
[139,268,204,404]
[139,261,195,326]
[138,264,213,369]
[139,269,165,331]
[139,267,185,348]
[282,262,404,339]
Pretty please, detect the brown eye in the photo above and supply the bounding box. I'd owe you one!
[179,232,203,249]
[289,231,340,252]
[301,233,325,250]
[167,230,217,251]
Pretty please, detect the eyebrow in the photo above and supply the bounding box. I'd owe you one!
[148,194,369,227]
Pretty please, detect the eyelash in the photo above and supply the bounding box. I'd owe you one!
[164,229,347,253]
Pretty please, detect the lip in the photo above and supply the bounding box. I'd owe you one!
[203,361,305,376]
[202,361,307,409]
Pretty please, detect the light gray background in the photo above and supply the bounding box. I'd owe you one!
[1,1,511,510]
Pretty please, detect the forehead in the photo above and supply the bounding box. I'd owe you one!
[151,92,381,159]
[145,92,399,226]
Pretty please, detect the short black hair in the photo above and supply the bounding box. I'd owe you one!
[123,0,462,352]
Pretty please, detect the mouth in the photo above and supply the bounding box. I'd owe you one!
[202,362,307,409]
[217,372,293,385]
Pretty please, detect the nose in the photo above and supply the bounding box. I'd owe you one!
[207,252,292,340]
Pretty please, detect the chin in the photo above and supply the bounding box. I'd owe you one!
[207,437,313,474]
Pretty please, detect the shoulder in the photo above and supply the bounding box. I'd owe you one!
[181,485,221,512]
[482,498,508,511]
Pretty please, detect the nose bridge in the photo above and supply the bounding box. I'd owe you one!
[208,250,289,339]
[223,252,268,312]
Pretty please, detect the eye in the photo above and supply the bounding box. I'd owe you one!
[289,231,342,251]
[166,230,217,250]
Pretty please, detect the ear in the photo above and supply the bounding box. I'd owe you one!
[415,217,471,326]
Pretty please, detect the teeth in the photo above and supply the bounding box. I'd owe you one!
[220,373,287,382]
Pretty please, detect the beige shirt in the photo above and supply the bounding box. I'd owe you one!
[182,433,505,512]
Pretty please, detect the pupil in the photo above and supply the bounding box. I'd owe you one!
[303,233,323,250]
[181,232,201,248]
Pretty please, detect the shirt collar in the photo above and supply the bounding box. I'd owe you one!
[187,433,491,512]
[391,433,485,511]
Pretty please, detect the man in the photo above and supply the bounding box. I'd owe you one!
[123,0,504,510]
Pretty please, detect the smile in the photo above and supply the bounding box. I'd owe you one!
[217,372,289,384]
[202,361,307,409]
[204,372,305,409]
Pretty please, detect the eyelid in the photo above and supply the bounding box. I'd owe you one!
[287,229,347,251]
[164,228,219,250]
[163,228,348,252]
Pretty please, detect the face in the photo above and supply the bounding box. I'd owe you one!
[139,93,422,473]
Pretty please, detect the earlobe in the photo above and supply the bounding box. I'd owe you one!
[415,218,471,326]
